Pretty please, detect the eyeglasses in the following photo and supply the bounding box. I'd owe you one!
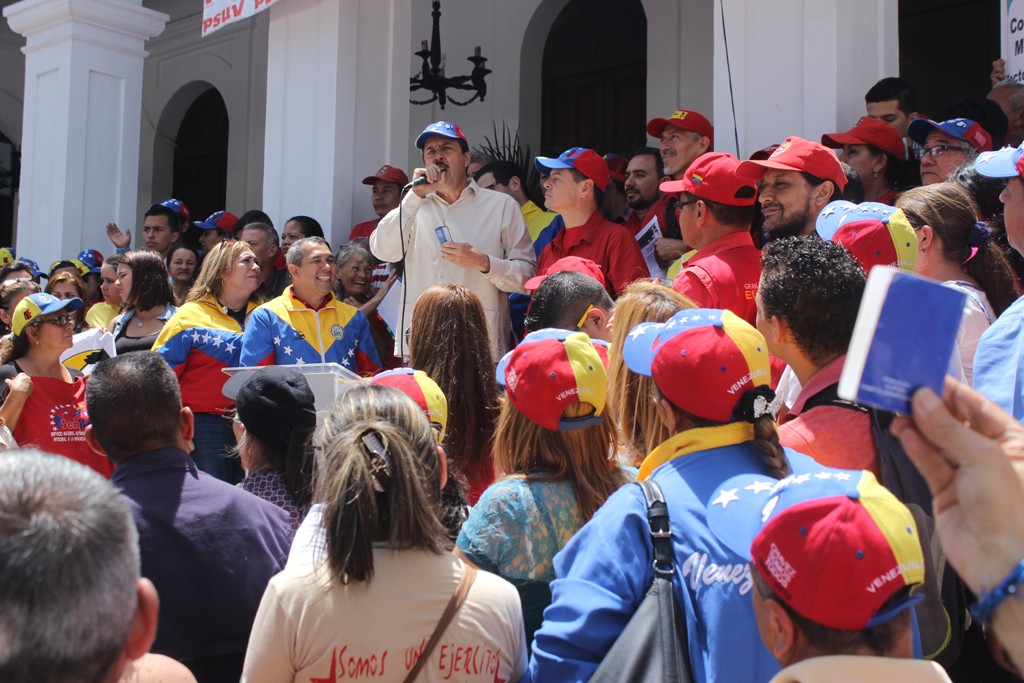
[674,199,699,214]
[915,144,971,161]
[39,315,75,328]
[576,304,595,329]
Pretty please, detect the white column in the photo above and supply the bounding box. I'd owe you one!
[3,0,167,267]
[262,0,412,245]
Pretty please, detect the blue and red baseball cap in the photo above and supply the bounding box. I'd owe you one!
[706,468,925,630]
[148,198,191,224]
[623,308,770,424]
[908,117,992,153]
[195,211,239,233]
[534,147,610,192]
[816,201,917,273]
[76,249,103,274]
[496,328,609,431]
[12,292,83,335]
[371,368,449,442]
[975,141,1024,179]
[659,152,758,207]
[415,121,468,150]
[646,109,715,148]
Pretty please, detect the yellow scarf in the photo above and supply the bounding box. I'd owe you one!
[638,422,755,481]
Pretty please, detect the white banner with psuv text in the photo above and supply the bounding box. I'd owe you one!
[203,0,282,37]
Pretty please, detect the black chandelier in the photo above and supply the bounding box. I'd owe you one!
[410,0,491,109]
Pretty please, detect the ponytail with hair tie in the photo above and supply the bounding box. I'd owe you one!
[731,385,782,423]
[963,221,991,265]
[360,431,393,493]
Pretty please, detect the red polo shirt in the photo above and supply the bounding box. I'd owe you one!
[672,230,761,325]
[537,210,649,297]
[349,218,380,241]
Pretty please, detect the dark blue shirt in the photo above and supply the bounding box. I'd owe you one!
[112,447,292,662]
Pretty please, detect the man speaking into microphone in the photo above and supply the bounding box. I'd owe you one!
[369,121,535,357]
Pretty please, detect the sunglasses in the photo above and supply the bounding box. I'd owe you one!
[38,314,76,328]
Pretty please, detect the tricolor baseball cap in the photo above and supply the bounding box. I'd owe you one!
[362,164,410,187]
[908,117,992,153]
[371,368,449,442]
[535,147,610,192]
[48,259,90,279]
[975,141,1024,179]
[822,116,907,161]
[12,292,83,335]
[196,211,239,233]
[737,136,848,192]
[76,249,103,274]
[148,198,191,224]
[659,152,758,207]
[646,109,715,148]
[496,328,609,431]
[0,247,16,267]
[524,256,606,291]
[415,121,469,150]
[816,201,917,273]
[706,468,925,631]
[623,308,770,423]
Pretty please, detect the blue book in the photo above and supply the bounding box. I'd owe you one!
[839,266,966,414]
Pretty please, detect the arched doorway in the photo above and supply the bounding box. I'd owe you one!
[541,0,647,156]
[172,88,229,221]
[0,131,16,247]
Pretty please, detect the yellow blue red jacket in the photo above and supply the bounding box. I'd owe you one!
[152,294,259,415]
[239,286,381,375]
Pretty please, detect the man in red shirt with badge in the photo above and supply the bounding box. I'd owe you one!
[534,147,648,298]
[664,152,761,325]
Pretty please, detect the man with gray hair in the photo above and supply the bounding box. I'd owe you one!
[240,237,381,374]
[988,78,1024,147]
[239,221,288,297]
[0,449,196,683]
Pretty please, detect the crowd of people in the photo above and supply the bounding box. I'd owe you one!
[4,70,1024,683]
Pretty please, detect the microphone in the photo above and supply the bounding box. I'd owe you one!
[405,175,431,189]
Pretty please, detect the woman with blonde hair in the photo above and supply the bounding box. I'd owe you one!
[242,383,527,683]
[408,283,499,505]
[456,329,633,647]
[607,280,695,466]
[154,240,262,483]
[897,182,1018,384]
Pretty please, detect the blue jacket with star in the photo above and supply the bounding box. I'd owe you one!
[239,287,381,375]
[153,295,258,415]
[526,428,830,683]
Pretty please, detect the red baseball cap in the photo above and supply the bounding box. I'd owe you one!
[495,329,609,431]
[736,136,848,192]
[646,109,715,148]
[659,152,758,207]
[535,147,610,192]
[604,154,627,184]
[748,144,781,161]
[524,256,607,291]
[822,116,906,161]
[362,164,410,187]
[195,211,239,232]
